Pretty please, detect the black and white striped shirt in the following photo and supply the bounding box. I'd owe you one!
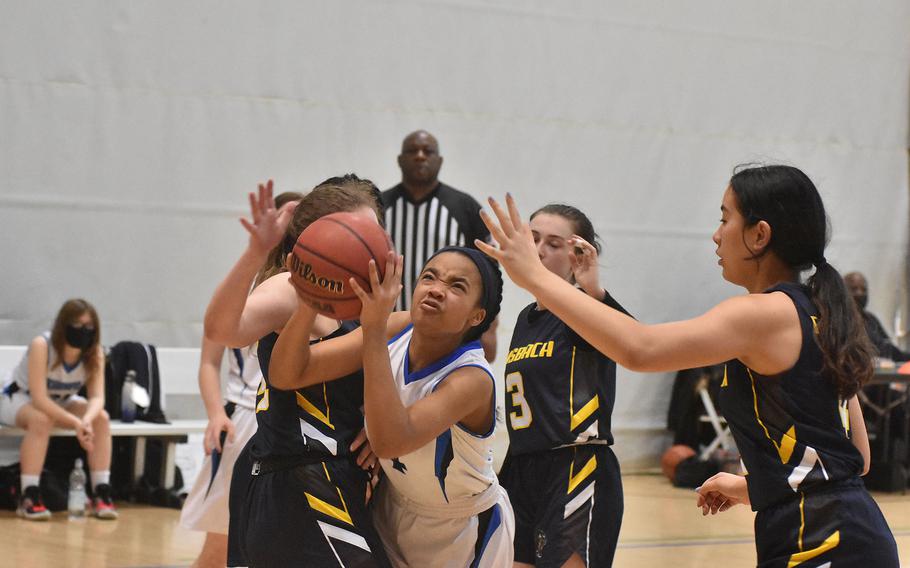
[382,182,491,310]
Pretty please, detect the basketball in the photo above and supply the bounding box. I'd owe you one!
[661,444,696,481]
[290,211,393,320]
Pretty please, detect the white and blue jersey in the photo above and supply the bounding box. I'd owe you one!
[3,332,87,400]
[370,324,515,568]
[224,346,261,411]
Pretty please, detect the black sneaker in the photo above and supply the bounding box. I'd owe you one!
[91,483,118,520]
[17,485,51,521]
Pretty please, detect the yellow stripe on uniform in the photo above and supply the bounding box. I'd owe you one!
[788,530,840,567]
[777,425,797,464]
[568,346,600,431]
[839,399,850,435]
[256,379,270,413]
[305,493,354,526]
[747,369,797,464]
[570,396,600,431]
[568,452,597,494]
[304,462,353,526]
[797,492,805,551]
[297,391,335,430]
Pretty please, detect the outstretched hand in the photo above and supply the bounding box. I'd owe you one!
[239,180,297,256]
[474,194,548,291]
[350,251,403,330]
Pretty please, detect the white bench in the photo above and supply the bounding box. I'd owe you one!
[0,420,206,489]
[0,345,208,491]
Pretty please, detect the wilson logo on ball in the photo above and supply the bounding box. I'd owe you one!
[290,255,346,295]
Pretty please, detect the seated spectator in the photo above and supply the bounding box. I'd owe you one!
[0,299,117,520]
[844,271,910,362]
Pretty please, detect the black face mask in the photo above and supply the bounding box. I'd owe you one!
[854,294,868,311]
[65,325,95,350]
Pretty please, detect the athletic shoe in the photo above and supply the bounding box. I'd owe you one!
[17,485,51,521]
[92,484,119,520]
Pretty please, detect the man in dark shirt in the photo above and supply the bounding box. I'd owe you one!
[382,130,497,359]
[844,271,909,361]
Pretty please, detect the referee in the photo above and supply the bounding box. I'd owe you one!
[382,129,498,360]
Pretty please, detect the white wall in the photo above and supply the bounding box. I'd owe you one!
[2,1,909,464]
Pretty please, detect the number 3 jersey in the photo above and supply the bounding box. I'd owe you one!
[718,283,864,511]
[504,292,631,455]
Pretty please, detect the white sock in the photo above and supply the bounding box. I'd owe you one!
[20,474,40,490]
[90,471,110,490]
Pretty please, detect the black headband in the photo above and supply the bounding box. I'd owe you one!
[427,246,500,332]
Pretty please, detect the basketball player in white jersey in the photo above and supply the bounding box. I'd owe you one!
[0,299,117,520]
[182,190,300,568]
[179,339,262,567]
[271,246,515,568]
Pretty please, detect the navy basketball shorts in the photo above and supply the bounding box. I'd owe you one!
[501,444,623,567]
[227,444,391,568]
[754,477,899,567]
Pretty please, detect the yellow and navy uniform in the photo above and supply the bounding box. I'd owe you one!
[227,325,391,568]
[719,282,898,567]
[500,292,630,567]
[249,324,365,462]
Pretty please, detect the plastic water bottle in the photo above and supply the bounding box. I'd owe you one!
[68,458,87,519]
[121,370,137,423]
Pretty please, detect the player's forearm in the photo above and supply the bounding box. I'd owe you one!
[81,367,106,422]
[848,395,871,475]
[361,326,411,458]
[269,305,318,390]
[735,475,751,505]
[199,365,226,419]
[82,395,105,423]
[32,395,80,428]
[204,247,265,345]
[528,270,646,368]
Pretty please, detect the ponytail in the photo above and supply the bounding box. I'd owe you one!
[806,262,874,398]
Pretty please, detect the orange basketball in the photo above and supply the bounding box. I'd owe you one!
[290,211,393,320]
[661,444,696,481]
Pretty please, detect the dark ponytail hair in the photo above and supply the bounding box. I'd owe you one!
[530,203,602,255]
[729,164,873,398]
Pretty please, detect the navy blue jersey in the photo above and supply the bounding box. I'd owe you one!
[504,292,630,455]
[718,283,864,511]
[249,322,365,461]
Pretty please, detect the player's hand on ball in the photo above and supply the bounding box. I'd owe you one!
[475,194,548,291]
[350,251,403,330]
[239,179,295,257]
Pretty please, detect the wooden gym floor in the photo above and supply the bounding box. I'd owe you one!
[1,474,908,567]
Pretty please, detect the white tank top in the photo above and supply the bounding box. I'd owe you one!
[4,332,88,399]
[374,325,499,513]
[224,345,262,410]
